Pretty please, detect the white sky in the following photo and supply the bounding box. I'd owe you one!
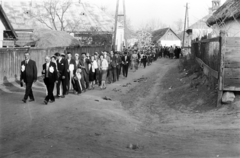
[87,0,226,30]
[3,0,227,30]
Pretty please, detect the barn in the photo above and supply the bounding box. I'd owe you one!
[152,28,181,47]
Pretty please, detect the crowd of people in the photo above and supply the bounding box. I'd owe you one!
[20,46,181,105]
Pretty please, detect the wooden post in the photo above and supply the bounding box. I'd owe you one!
[113,0,119,51]
[217,33,224,107]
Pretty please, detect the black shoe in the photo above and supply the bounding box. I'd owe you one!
[49,100,55,103]
[61,95,65,98]
[29,99,35,102]
[22,99,26,103]
[44,100,48,105]
[55,95,60,98]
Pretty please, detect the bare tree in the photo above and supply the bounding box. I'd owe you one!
[139,18,167,32]
[174,18,184,32]
[33,0,72,31]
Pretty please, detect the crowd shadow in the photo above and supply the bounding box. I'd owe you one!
[2,76,25,93]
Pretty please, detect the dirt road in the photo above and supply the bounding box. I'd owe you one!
[1,58,240,158]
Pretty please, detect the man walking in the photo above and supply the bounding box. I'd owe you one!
[42,56,58,105]
[66,52,75,94]
[79,52,91,91]
[20,52,37,103]
[56,52,67,98]
[121,51,130,77]
[115,52,122,81]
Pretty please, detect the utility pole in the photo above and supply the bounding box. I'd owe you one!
[113,0,119,51]
[123,0,127,48]
[113,0,126,51]
[182,3,188,48]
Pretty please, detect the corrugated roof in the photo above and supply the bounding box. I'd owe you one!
[207,0,240,26]
[2,0,115,32]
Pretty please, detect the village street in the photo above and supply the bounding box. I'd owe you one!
[1,58,240,158]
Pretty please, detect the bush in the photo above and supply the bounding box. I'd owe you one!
[178,54,201,76]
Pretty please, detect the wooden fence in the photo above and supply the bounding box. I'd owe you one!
[0,45,110,84]
[192,36,240,106]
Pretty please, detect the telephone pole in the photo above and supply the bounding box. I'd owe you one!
[182,3,189,48]
[113,0,126,51]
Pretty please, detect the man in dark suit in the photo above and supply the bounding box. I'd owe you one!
[66,52,75,94]
[42,56,58,105]
[121,52,131,77]
[79,52,91,91]
[115,52,122,81]
[56,52,67,98]
[20,52,37,103]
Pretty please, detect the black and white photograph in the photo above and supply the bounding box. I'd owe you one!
[1,0,240,157]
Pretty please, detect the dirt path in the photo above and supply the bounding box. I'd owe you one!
[1,58,240,158]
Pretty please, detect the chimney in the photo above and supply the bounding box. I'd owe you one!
[209,0,221,14]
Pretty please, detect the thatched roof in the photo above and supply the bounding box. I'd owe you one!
[2,0,115,32]
[152,28,180,43]
[0,5,17,39]
[207,0,240,26]
[27,29,80,48]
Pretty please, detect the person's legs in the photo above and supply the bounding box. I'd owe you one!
[23,81,33,100]
[116,66,120,81]
[112,67,117,82]
[125,65,129,77]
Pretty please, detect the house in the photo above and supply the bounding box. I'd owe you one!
[2,0,115,47]
[207,0,240,37]
[152,28,181,47]
[185,0,221,43]
[0,5,17,48]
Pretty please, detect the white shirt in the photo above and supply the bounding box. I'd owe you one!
[92,60,98,69]
[101,59,108,70]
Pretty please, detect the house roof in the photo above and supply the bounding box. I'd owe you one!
[188,14,211,30]
[152,28,180,43]
[2,0,115,32]
[0,5,17,38]
[207,0,240,26]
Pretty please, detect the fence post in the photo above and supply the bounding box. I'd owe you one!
[217,34,224,107]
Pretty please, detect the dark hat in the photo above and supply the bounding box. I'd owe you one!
[124,52,127,54]
[81,52,86,55]
[60,52,65,57]
[54,52,60,56]
[51,55,56,60]
[67,52,71,54]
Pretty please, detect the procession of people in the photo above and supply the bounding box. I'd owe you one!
[20,46,181,105]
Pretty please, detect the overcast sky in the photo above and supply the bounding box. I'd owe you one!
[4,0,227,31]
[86,0,226,30]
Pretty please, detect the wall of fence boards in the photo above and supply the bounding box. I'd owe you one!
[0,46,110,84]
[223,37,240,91]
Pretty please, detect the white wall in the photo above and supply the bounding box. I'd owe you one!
[0,20,5,48]
[212,19,240,37]
[160,40,181,47]
[115,23,124,51]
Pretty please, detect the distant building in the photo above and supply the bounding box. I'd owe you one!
[152,28,181,47]
[0,5,17,48]
[185,0,221,42]
[207,0,240,37]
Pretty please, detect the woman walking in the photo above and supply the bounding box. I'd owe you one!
[89,55,97,90]
[99,54,108,90]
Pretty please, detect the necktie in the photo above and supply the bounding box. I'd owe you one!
[46,63,49,78]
